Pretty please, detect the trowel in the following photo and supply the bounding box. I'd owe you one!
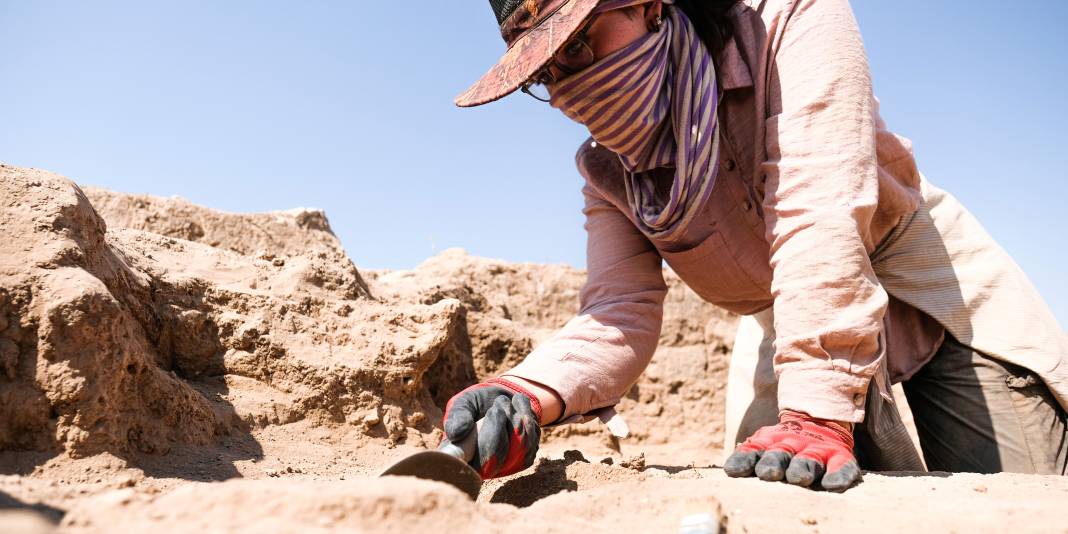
[379,422,482,500]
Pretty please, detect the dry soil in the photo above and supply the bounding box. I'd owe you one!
[1,163,1065,533]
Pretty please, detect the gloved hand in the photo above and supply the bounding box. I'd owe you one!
[443,377,542,479]
[723,410,861,492]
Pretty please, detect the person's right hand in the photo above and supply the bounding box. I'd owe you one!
[443,377,542,479]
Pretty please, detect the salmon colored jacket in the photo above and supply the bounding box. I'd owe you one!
[506,0,1068,424]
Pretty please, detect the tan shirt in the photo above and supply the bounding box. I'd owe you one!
[508,0,1061,423]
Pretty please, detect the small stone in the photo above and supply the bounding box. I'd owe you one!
[361,408,381,427]
[272,258,286,267]
[406,411,426,426]
[679,512,719,534]
[620,452,646,471]
[600,457,614,466]
[973,484,988,493]
[801,516,818,526]
[563,449,589,464]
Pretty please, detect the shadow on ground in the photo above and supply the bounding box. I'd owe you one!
[874,470,952,478]
[487,452,590,507]
[125,375,265,482]
[0,489,64,524]
[0,375,264,483]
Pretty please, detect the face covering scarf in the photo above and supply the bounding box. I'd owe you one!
[550,1,720,240]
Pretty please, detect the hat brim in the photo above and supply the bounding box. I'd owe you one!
[454,0,600,108]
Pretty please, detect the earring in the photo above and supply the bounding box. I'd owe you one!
[651,14,663,32]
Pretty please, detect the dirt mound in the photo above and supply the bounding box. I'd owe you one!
[370,249,739,447]
[56,472,734,534]
[33,454,1068,534]
[86,180,742,450]
[0,163,735,466]
[82,187,349,261]
[0,164,461,464]
[4,163,1062,533]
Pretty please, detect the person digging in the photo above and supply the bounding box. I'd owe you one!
[444,0,1068,492]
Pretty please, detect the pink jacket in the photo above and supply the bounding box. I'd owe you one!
[509,0,947,423]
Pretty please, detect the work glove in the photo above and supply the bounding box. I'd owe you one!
[723,410,861,492]
[443,377,542,479]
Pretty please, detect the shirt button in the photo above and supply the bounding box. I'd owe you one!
[724,159,737,171]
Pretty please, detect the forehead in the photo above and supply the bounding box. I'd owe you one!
[586,6,644,40]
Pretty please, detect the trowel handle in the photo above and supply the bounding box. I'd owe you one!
[438,419,482,463]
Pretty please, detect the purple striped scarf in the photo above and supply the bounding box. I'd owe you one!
[550,2,720,240]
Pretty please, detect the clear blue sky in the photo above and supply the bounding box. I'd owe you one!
[2,1,1066,326]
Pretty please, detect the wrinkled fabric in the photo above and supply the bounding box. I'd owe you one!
[723,306,926,473]
[505,0,1068,426]
[903,334,1067,475]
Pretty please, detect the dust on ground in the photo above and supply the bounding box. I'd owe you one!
[1,163,1065,533]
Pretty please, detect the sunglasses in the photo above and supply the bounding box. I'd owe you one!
[520,14,601,102]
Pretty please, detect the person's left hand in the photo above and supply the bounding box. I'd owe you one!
[723,410,861,492]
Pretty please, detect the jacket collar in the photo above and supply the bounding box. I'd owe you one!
[718,34,754,92]
[717,2,755,92]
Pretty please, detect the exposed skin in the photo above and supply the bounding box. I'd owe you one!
[543,2,663,87]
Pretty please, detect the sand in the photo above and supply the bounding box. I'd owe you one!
[1,163,1065,533]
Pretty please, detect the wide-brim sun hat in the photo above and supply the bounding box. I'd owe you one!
[455,0,600,108]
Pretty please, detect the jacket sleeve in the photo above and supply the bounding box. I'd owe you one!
[506,180,667,421]
[761,0,889,423]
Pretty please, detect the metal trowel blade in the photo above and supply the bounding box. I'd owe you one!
[379,450,482,500]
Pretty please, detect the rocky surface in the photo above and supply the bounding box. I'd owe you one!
[0,165,463,463]
[1,163,1064,534]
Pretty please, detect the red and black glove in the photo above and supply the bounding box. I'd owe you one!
[723,410,861,492]
[443,378,542,479]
